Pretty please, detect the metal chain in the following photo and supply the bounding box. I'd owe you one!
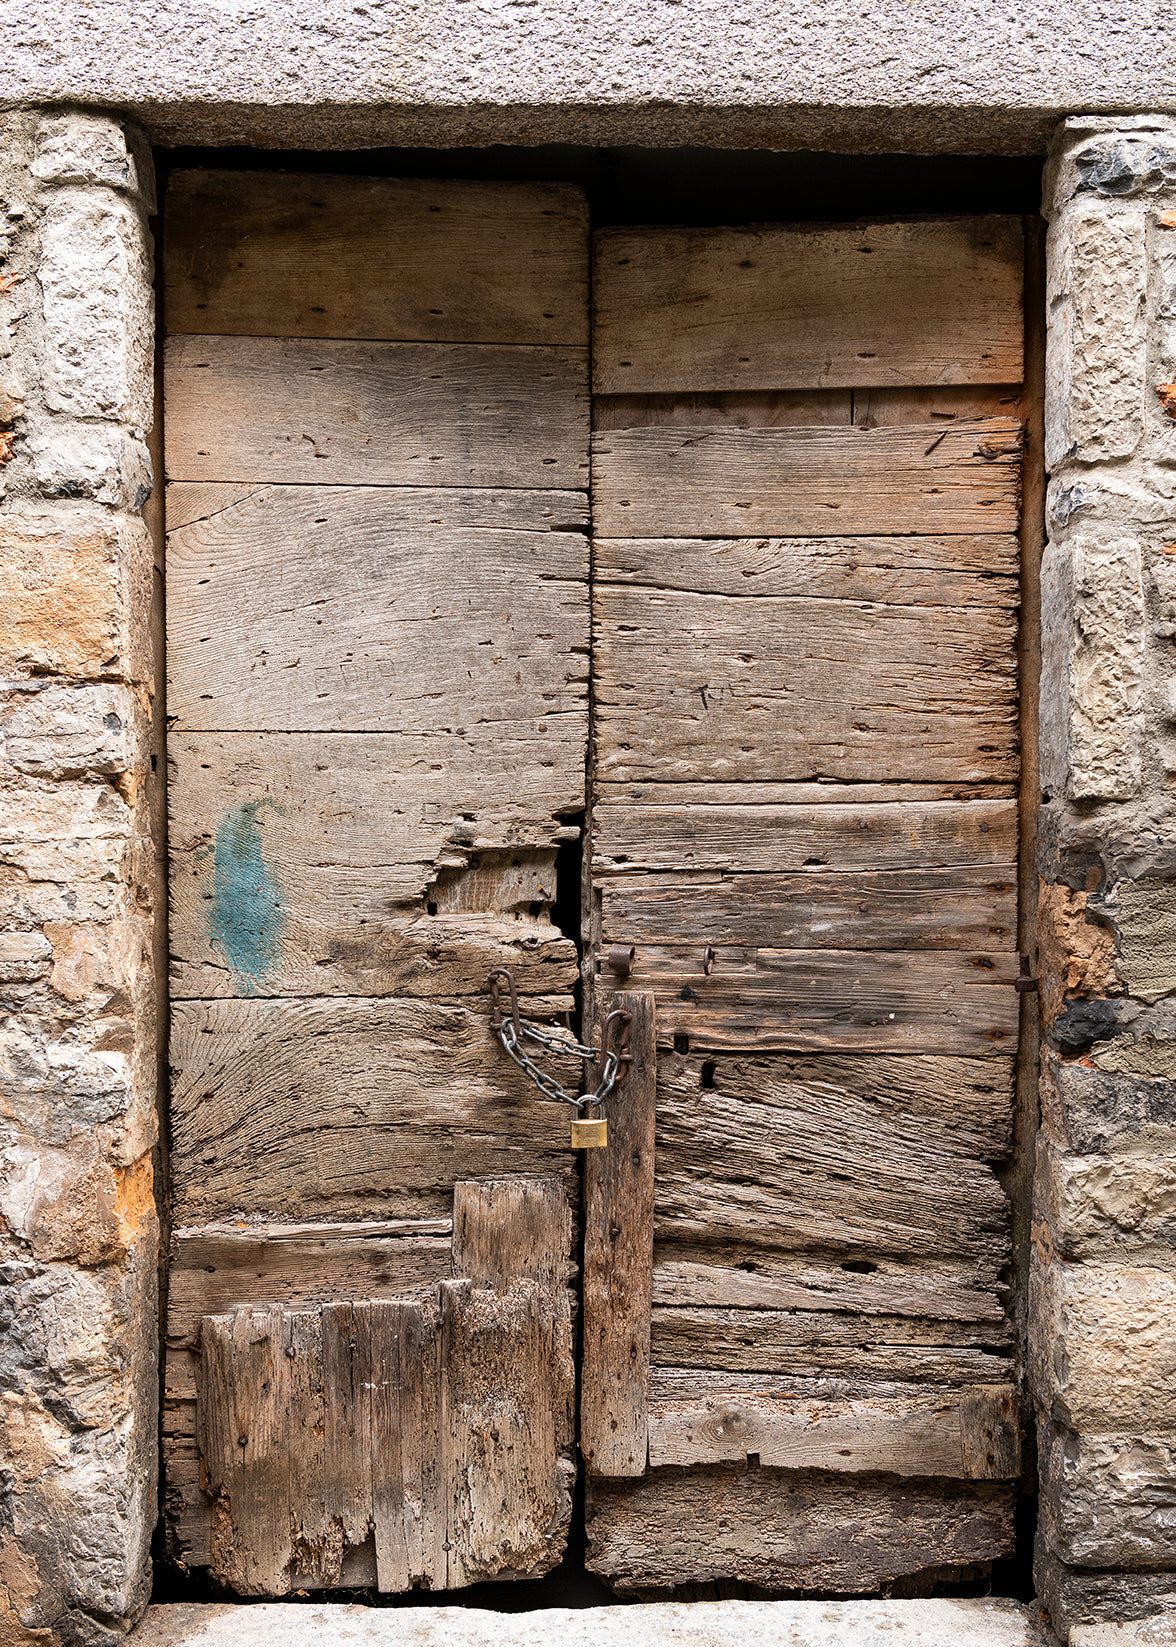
[487,968,630,1115]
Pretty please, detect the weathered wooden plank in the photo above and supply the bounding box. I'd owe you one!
[166,484,590,733]
[593,218,1024,393]
[594,534,1019,606]
[651,1052,1015,1255]
[370,1300,429,1592]
[647,1386,1019,1477]
[649,1307,1013,1383]
[198,1306,329,1596]
[452,1176,573,1293]
[167,1221,453,1348]
[650,1246,1009,1328]
[321,1302,376,1560]
[592,796,1018,875]
[594,587,1018,785]
[593,390,851,430]
[600,866,1017,951]
[852,385,1027,428]
[591,420,1022,538]
[164,335,590,489]
[168,733,581,1000]
[586,1465,1016,1592]
[581,993,657,1478]
[440,1277,574,1585]
[169,996,580,1223]
[596,947,1019,1055]
[165,171,589,346]
[166,480,590,534]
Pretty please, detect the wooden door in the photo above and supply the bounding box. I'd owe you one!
[161,171,590,1592]
[582,219,1029,1594]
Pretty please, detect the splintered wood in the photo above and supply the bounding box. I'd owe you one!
[193,1177,573,1595]
[585,216,1027,1589]
[164,172,589,1585]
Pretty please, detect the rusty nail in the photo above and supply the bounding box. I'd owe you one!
[1015,955,1039,994]
[607,943,635,979]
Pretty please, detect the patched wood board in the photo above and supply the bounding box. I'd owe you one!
[165,172,589,346]
[651,1246,1009,1328]
[651,1052,1015,1253]
[593,587,1018,784]
[165,336,589,489]
[594,534,1019,606]
[599,866,1017,951]
[593,218,1024,393]
[585,1465,1015,1593]
[647,1386,1019,1477]
[593,390,852,430]
[594,947,1020,1054]
[592,796,1018,874]
[166,484,590,733]
[591,419,1022,538]
[168,733,580,999]
[169,996,580,1224]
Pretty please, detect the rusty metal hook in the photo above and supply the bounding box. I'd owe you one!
[486,967,522,1038]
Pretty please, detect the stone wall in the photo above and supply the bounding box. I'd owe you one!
[0,111,160,1645]
[1034,114,1176,1638]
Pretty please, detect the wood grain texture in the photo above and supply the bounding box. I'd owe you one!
[169,995,580,1223]
[166,479,589,533]
[593,585,1018,784]
[585,1465,1016,1593]
[650,1247,1009,1329]
[648,1308,1012,1384]
[594,533,1019,606]
[647,1386,1019,1477]
[370,1300,429,1592]
[581,993,657,1478]
[593,218,1024,393]
[165,171,588,346]
[165,335,589,489]
[651,1052,1014,1256]
[167,1221,453,1348]
[168,733,581,1000]
[594,947,1020,1055]
[166,484,590,733]
[593,390,851,430]
[440,1174,575,1585]
[600,866,1017,951]
[591,419,1022,539]
[592,795,1018,875]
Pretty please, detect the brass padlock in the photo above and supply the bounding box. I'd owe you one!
[571,1107,608,1149]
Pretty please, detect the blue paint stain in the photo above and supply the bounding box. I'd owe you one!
[207,798,286,993]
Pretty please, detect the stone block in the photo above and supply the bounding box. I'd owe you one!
[0,1242,157,1637]
[0,681,147,781]
[1046,205,1147,467]
[1037,1542,1176,1637]
[1039,1421,1176,1571]
[1048,120,1176,209]
[32,111,155,211]
[29,421,153,512]
[0,1134,154,1265]
[1040,536,1145,802]
[39,189,153,426]
[1074,1623,1176,1646]
[0,506,153,682]
[1115,878,1176,1002]
[1032,1257,1176,1432]
[1042,1052,1176,1152]
[1095,1027,1176,1080]
[1036,1133,1176,1260]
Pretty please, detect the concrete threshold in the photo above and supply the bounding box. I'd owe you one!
[133,1598,1044,1647]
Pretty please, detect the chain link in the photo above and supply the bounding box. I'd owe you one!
[487,968,630,1116]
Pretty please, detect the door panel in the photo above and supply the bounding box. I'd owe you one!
[584,218,1026,1593]
[162,171,589,1586]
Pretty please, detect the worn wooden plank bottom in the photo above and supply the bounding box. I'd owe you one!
[586,1464,1016,1593]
